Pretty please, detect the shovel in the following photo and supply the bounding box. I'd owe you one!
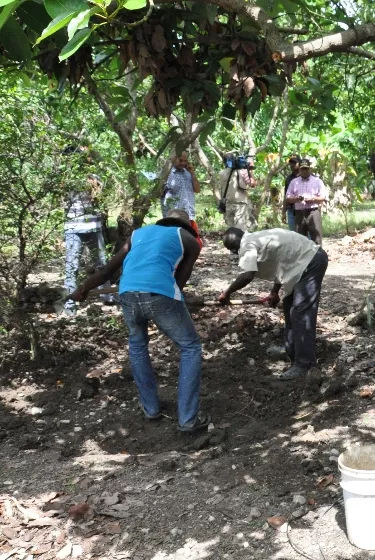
[185,295,272,309]
[53,286,118,316]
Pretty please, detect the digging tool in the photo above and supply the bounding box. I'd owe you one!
[53,286,118,316]
[185,295,272,309]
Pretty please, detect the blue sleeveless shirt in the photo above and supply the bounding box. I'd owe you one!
[119,225,184,300]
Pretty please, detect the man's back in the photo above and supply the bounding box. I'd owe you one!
[119,225,184,300]
[219,169,249,203]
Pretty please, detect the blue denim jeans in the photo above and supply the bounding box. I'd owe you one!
[64,230,110,308]
[120,292,202,428]
[287,208,296,231]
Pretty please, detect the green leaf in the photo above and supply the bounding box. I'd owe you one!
[205,4,217,25]
[45,0,87,19]
[67,6,98,40]
[0,0,18,5]
[0,14,31,61]
[222,102,236,120]
[199,119,216,145]
[17,1,51,34]
[219,57,233,73]
[247,89,261,116]
[124,0,147,9]
[156,126,180,160]
[304,113,313,129]
[306,77,321,89]
[58,26,91,60]
[36,11,79,44]
[0,0,23,30]
[114,107,130,122]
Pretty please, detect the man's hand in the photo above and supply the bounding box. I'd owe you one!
[217,291,231,305]
[70,289,88,302]
[282,212,287,224]
[186,162,195,176]
[268,292,280,308]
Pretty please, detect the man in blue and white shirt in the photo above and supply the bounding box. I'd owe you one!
[161,152,200,220]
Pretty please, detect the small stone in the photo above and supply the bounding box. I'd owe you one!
[72,545,83,558]
[60,420,71,425]
[301,459,323,473]
[292,495,306,505]
[207,422,215,432]
[330,449,340,456]
[191,434,211,451]
[170,527,183,537]
[347,356,355,363]
[329,456,338,463]
[74,427,82,432]
[56,542,72,559]
[106,522,122,534]
[247,358,255,366]
[208,516,215,522]
[187,504,195,510]
[103,493,120,506]
[292,507,306,518]
[31,407,44,415]
[248,507,261,519]
[3,480,13,485]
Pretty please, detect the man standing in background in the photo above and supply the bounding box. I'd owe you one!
[286,158,327,246]
[62,146,112,316]
[161,152,202,247]
[282,155,300,231]
[217,154,256,233]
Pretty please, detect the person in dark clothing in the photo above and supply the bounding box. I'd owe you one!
[282,155,301,231]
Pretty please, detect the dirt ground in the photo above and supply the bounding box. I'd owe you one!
[2,231,375,560]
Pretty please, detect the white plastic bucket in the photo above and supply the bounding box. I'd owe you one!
[339,445,375,550]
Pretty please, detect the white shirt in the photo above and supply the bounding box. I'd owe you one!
[239,229,319,296]
[218,169,251,204]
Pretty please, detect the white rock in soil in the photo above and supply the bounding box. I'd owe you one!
[329,456,339,463]
[292,507,306,518]
[170,527,183,537]
[347,356,355,363]
[3,480,13,485]
[249,507,261,519]
[330,449,340,456]
[74,427,82,432]
[292,495,307,505]
[31,407,44,415]
[72,544,83,558]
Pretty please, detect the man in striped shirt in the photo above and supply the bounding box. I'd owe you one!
[64,173,112,316]
[286,159,327,246]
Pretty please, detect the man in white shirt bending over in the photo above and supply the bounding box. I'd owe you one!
[218,228,328,380]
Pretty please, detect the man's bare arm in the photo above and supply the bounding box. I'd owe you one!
[71,239,131,299]
[174,230,201,290]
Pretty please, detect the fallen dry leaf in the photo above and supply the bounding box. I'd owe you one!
[2,527,18,540]
[28,518,57,527]
[267,515,287,530]
[68,503,90,521]
[106,522,122,534]
[55,530,67,545]
[316,474,334,488]
[360,388,373,398]
[307,498,317,506]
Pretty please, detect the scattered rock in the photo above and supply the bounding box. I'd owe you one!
[106,522,122,534]
[56,542,72,559]
[2,527,18,540]
[329,456,339,463]
[103,493,120,506]
[292,495,306,505]
[292,507,307,518]
[248,507,261,520]
[72,545,83,558]
[31,406,44,415]
[170,527,183,537]
[301,458,323,473]
[330,449,340,456]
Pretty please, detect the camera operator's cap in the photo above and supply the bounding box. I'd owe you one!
[300,158,311,168]
[289,154,301,163]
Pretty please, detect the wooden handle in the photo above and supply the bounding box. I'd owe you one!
[203,299,268,306]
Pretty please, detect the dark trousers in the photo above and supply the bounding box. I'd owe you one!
[295,208,323,246]
[283,248,328,367]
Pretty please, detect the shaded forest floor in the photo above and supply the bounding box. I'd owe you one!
[2,232,375,560]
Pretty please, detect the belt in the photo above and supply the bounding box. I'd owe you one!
[295,207,319,214]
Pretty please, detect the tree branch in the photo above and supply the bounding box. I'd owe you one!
[255,98,281,154]
[347,46,375,60]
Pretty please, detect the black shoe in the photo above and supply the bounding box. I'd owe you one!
[178,412,211,433]
[278,364,310,381]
